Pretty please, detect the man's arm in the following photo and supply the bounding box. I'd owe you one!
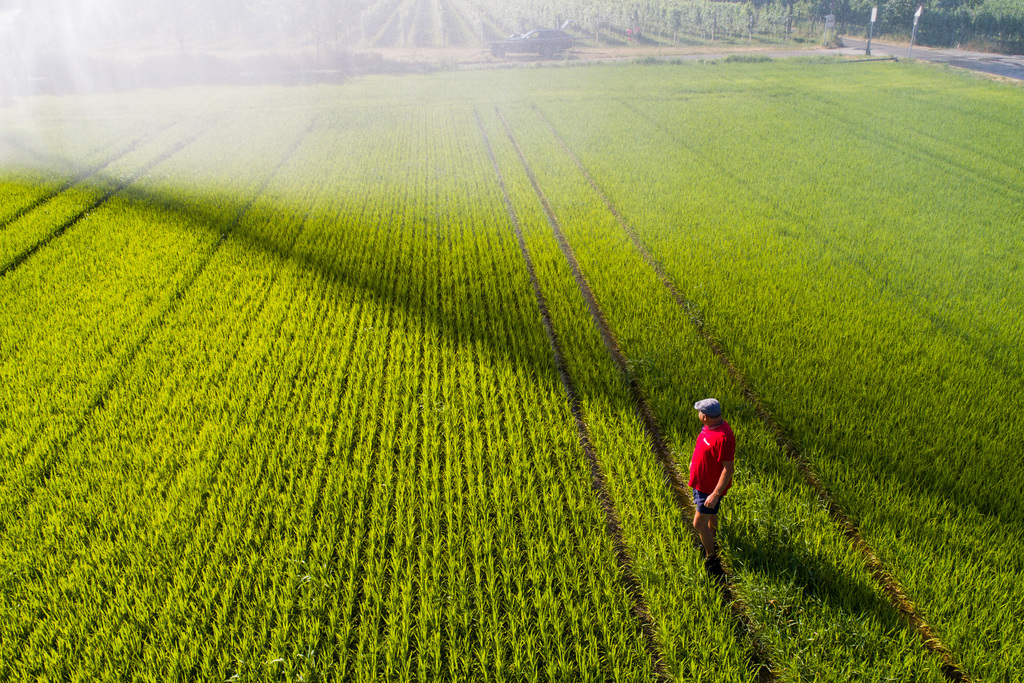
[706,460,734,508]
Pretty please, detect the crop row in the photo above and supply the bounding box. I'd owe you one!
[477,109,674,682]
[0,109,318,520]
[0,93,676,680]
[0,119,191,270]
[3,62,1022,680]
[485,94,951,680]
[511,61,1022,679]
[542,100,970,674]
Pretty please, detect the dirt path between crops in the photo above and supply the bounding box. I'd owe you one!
[533,108,971,683]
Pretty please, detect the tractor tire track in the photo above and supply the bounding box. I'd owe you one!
[536,108,970,683]
[793,91,1023,205]
[0,123,177,232]
[619,99,1022,392]
[496,107,775,683]
[0,121,317,535]
[0,129,199,279]
[476,110,672,683]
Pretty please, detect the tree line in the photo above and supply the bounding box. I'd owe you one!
[1,0,1020,55]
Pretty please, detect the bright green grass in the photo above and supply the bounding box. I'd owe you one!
[1,59,1021,680]
[524,59,1023,680]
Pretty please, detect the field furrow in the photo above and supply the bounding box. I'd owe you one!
[2,60,1022,681]
[477,110,672,682]
[522,62,1020,679]
[497,106,781,682]
[0,122,315,534]
[474,103,759,680]
[493,93,952,680]
[535,104,969,683]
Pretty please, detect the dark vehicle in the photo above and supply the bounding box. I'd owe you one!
[490,28,573,58]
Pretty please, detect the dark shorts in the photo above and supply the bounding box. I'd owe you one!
[693,489,724,515]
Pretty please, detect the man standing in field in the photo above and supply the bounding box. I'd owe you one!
[690,398,735,580]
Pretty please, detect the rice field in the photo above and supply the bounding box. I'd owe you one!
[1,58,1022,681]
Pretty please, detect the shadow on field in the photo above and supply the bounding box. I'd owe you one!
[7,165,1011,680]
[22,164,1018,534]
[11,132,1020,545]
[731,522,894,621]
[8,169,570,420]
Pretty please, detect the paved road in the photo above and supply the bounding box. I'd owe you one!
[555,41,1024,82]
[839,38,1024,81]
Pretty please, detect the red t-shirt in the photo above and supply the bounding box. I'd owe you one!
[688,421,735,494]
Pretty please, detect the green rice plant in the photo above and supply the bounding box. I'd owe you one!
[0,88,670,681]
[3,60,1021,681]
[518,60,1023,679]
[481,90,965,680]
[475,103,757,681]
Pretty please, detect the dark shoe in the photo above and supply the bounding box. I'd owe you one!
[704,555,726,581]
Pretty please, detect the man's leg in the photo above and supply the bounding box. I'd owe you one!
[694,511,725,579]
[693,510,717,558]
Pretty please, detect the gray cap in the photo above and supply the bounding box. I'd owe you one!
[694,398,721,417]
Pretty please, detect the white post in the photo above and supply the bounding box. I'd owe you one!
[866,7,877,55]
[909,5,922,57]
[823,14,835,45]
